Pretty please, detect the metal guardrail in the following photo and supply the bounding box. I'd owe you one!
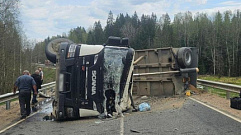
[38,82,56,97]
[0,81,56,110]
[197,79,241,99]
[2,79,239,109]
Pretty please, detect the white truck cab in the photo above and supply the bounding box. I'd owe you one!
[45,37,135,120]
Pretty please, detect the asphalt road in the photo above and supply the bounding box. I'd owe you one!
[2,98,241,135]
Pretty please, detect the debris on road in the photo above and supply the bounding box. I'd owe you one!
[130,129,141,133]
[94,121,103,124]
[43,113,54,121]
[138,102,151,112]
[140,96,148,100]
[186,90,191,96]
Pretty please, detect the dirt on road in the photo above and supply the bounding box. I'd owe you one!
[1,91,241,131]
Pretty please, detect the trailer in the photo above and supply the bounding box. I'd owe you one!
[133,47,198,96]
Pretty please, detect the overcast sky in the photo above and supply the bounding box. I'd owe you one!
[19,0,241,41]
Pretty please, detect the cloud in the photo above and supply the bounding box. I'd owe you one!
[191,0,241,18]
[184,0,207,5]
[196,5,241,16]
[19,0,241,41]
[20,0,108,41]
[129,0,162,5]
[219,1,241,6]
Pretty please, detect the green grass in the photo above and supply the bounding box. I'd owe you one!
[0,98,18,106]
[42,67,56,83]
[206,87,239,98]
[198,75,241,85]
[199,75,241,98]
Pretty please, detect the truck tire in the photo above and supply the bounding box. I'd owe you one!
[45,38,73,63]
[177,47,192,68]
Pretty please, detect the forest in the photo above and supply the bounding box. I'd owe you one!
[36,10,241,77]
[1,0,241,94]
[0,0,35,94]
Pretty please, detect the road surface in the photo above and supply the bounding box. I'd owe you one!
[2,98,241,135]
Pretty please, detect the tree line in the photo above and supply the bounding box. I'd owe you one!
[0,0,38,94]
[34,10,241,77]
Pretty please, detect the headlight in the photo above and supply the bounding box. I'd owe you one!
[67,44,77,58]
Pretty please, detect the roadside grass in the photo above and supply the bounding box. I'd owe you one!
[206,87,239,98]
[0,98,18,106]
[198,75,241,85]
[42,67,56,84]
[199,75,241,98]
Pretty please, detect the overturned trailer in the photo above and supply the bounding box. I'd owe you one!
[133,47,198,96]
[45,37,135,120]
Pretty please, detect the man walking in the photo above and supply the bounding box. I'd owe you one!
[13,70,37,119]
[31,70,42,104]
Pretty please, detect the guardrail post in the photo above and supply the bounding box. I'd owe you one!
[226,91,230,99]
[6,101,10,110]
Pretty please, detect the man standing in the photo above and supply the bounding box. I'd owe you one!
[31,70,42,104]
[13,70,37,119]
[38,67,44,83]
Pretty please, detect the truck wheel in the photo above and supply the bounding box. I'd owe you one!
[177,47,192,68]
[45,38,73,63]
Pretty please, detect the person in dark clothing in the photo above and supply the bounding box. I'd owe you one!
[13,70,37,119]
[31,70,42,104]
[38,67,43,83]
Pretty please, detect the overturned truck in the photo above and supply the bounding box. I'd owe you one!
[133,47,198,96]
[45,37,135,120]
[45,37,198,120]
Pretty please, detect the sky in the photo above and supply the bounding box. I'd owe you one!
[19,0,241,41]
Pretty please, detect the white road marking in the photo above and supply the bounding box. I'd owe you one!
[0,111,39,134]
[120,116,124,135]
[189,97,241,123]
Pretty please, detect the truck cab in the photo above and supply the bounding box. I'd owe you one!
[45,37,135,120]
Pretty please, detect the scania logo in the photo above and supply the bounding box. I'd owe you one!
[92,70,96,95]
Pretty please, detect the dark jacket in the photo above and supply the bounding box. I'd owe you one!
[31,74,42,89]
[15,75,36,91]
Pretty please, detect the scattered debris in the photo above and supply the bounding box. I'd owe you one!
[43,113,54,121]
[197,85,204,89]
[43,115,51,121]
[186,90,191,96]
[138,102,151,112]
[140,96,148,100]
[94,121,103,124]
[130,129,141,133]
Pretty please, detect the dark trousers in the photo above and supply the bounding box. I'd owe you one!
[19,91,31,116]
[32,88,38,103]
